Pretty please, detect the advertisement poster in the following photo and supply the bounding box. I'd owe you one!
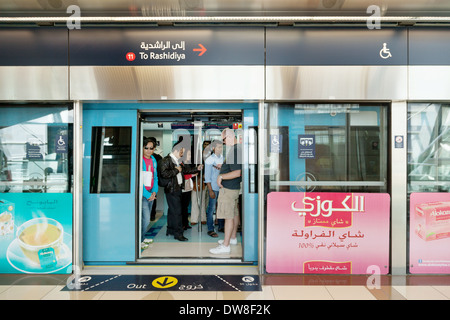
[266,192,390,274]
[409,192,450,274]
[0,193,72,274]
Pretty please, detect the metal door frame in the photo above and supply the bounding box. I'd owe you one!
[135,108,251,264]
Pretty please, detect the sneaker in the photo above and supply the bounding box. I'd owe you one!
[218,238,238,245]
[209,244,230,254]
[143,238,154,244]
[141,242,149,250]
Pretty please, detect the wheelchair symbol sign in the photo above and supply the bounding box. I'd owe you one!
[55,135,68,153]
[379,43,392,59]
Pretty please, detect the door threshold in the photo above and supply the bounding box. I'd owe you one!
[132,258,252,265]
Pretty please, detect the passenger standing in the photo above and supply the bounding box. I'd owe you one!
[204,140,223,238]
[181,148,197,230]
[148,137,162,221]
[190,140,210,226]
[210,129,242,254]
[158,138,202,241]
[141,137,158,250]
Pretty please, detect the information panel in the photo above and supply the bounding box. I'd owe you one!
[266,192,390,274]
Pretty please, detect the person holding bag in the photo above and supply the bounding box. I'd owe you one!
[158,137,202,241]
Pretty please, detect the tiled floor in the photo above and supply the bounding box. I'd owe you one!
[140,213,242,259]
[0,266,449,300]
[2,213,450,302]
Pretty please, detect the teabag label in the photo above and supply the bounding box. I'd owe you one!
[38,247,57,269]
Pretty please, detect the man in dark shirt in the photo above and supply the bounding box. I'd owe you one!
[210,128,242,254]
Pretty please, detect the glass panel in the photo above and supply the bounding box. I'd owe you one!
[408,103,450,192]
[305,126,346,189]
[0,105,73,193]
[264,103,388,193]
[90,127,132,194]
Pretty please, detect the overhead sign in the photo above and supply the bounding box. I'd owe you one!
[266,27,407,66]
[69,27,264,66]
[0,28,68,66]
[409,28,450,65]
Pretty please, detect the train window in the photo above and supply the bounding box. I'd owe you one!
[0,105,72,193]
[408,103,450,192]
[90,126,131,194]
[264,103,388,193]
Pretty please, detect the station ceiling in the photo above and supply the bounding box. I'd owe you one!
[1,0,450,25]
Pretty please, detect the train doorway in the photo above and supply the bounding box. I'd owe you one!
[137,110,254,264]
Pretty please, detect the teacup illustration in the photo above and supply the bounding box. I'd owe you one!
[16,218,63,266]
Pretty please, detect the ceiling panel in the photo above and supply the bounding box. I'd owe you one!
[1,0,450,17]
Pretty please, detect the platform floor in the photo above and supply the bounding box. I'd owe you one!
[0,265,449,300]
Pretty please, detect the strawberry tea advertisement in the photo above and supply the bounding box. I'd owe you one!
[409,192,450,274]
[266,192,390,274]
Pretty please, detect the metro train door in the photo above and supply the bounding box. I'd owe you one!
[82,109,137,263]
[138,109,258,263]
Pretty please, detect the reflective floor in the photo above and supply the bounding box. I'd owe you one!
[140,212,242,259]
[0,265,450,300]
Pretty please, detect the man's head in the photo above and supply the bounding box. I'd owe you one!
[221,128,236,146]
[211,140,223,155]
[172,137,186,159]
[143,137,155,159]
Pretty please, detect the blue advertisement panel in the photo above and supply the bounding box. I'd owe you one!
[0,194,72,274]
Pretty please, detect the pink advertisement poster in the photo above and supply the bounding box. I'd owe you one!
[409,192,450,274]
[266,192,390,274]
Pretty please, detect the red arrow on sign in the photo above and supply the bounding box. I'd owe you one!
[193,44,207,56]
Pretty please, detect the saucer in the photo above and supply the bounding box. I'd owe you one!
[6,232,72,274]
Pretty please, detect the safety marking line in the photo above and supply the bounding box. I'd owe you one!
[83,275,121,291]
[215,275,240,291]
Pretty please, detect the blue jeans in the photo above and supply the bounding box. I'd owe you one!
[206,190,219,232]
[142,196,154,242]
